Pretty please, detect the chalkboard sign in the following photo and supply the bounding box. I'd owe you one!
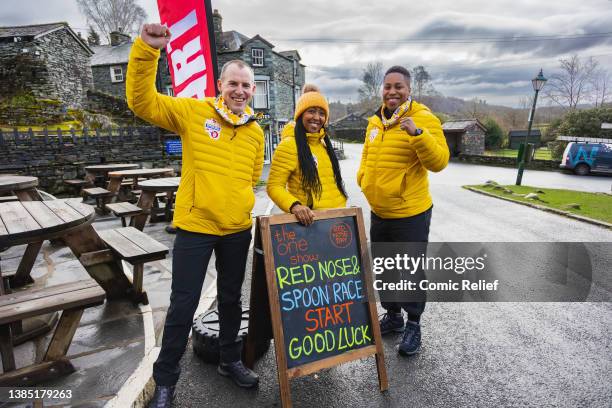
[245,208,387,408]
[164,140,182,155]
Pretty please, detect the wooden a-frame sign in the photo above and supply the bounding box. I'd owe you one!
[244,207,388,408]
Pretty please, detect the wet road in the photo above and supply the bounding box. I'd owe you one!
[174,142,611,408]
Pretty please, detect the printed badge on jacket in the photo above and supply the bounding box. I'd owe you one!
[205,119,221,140]
[369,128,379,142]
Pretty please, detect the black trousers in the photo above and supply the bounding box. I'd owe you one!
[370,207,432,317]
[153,227,252,386]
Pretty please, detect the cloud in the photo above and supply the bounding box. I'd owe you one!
[2,0,612,106]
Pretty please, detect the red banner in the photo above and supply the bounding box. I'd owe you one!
[156,0,218,99]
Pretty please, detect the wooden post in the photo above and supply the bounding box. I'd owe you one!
[12,241,42,287]
[43,127,48,144]
[71,128,77,144]
[57,128,63,146]
[83,127,89,143]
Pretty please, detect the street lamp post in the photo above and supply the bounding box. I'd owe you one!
[516,69,547,186]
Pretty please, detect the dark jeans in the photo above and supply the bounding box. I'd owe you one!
[153,227,252,386]
[370,207,432,318]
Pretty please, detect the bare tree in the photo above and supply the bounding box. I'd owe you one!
[412,65,432,100]
[461,97,488,121]
[87,25,100,46]
[591,68,610,108]
[77,0,147,42]
[544,55,598,110]
[358,62,383,110]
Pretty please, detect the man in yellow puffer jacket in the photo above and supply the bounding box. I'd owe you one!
[357,66,449,358]
[127,24,263,406]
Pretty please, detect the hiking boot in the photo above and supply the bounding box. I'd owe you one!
[398,321,421,356]
[379,312,404,334]
[218,361,260,388]
[148,385,175,408]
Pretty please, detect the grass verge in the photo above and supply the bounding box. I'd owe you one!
[465,182,612,224]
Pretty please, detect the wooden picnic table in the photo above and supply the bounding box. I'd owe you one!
[104,168,175,206]
[84,163,140,186]
[132,177,180,230]
[0,176,42,201]
[0,200,132,298]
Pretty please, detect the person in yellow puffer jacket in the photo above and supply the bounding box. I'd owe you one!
[267,84,347,225]
[127,24,262,406]
[357,65,449,358]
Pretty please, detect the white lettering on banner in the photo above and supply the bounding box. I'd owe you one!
[171,37,206,86]
[166,10,198,54]
[177,75,207,99]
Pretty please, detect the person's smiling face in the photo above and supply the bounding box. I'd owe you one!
[302,107,326,133]
[383,72,411,111]
[217,64,255,114]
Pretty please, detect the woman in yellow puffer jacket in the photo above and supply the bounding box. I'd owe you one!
[267,84,347,225]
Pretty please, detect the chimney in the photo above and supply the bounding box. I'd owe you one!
[213,9,223,51]
[109,30,130,46]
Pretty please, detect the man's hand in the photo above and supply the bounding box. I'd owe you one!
[400,117,418,136]
[140,23,171,49]
[291,204,315,226]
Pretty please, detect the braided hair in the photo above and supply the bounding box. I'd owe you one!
[294,118,347,207]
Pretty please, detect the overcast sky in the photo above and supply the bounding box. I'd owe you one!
[2,0,612,107]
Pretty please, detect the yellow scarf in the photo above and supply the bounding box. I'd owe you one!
[380,97,412,129]
[214,96,256,126]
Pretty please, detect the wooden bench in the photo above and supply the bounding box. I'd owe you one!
[82,187,114,213]
[97,227,168,305]
[0,279,105,386]
[104,202,144,227]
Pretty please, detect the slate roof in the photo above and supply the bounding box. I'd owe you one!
[442,119,487,132]
[90,42,133,66]
[0,22,93,55]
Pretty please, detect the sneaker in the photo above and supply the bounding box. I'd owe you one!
[379,312,404,334]
[148,385,175,408]
[398,321,421,356]
[218,361,260,388]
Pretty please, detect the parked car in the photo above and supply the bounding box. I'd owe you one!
[560,142,612,176]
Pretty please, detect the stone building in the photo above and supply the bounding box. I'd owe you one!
[90,31,172,99]
[329,111,369,142]
[213,9,305,163]
[0,22,94,108]
[442,119,487,156]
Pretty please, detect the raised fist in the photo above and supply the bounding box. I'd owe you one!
[140,23,171,49]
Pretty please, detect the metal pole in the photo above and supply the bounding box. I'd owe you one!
[515,89,540,185]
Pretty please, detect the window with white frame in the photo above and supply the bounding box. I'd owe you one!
[253,80,269,109]
[110,66,124,82]
[252,48,264,67]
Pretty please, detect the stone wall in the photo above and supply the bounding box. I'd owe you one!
[453,154,561,171]
[0,98,67,125]
[0,28,93,108]
[0,127,181,195]
[91,64,127,98]
[462,130,485,155]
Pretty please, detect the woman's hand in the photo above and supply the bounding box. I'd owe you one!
[291,204,315,226]
[400,117,418,135]
[140,23,171,49]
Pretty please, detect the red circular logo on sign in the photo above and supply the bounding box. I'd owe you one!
[329,222,352,248]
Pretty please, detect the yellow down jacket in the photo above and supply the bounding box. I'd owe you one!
[126,38,264,235]
[267,122,346,212]
[356,101,449,218]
